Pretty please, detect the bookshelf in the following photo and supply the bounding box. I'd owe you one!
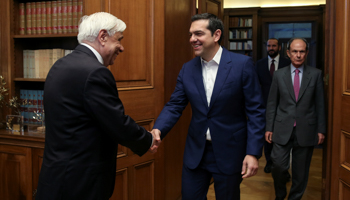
[0,0,84,198]
[224,8,259,62]
[10,0,83,124]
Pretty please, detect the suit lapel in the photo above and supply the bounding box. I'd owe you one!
[193,57,209,108]
[264,58,272,80]
[298,65,311,101]
[209,49,231,110]
[283,66,297,102]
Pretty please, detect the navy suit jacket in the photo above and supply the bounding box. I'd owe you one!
[255,56,291,106]
[154,48,265,175]
[36,45,152,200]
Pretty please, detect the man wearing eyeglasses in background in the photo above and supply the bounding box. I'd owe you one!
[265,38,326,200]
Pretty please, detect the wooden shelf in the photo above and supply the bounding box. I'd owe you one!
[14,78,46,82]
[13,33,77,39]
[224,8,259,62]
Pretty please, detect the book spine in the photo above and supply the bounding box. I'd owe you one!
[72,0,78,33]
[27,90,33,124]
[34,50,40,78]
[41,2,47,34]
[32,90,38,124]
[22,90,29,124]
[19,3,25,35]
[23,50,28,78]
[43,49,50,78]
[25,2,32,35]
[46,1,52,34]
[28,50,35,78]
[52,1,58,34]
[78,0,83,28]
[31,3,37,34]
[57,1,63,34]
[67,0,73,33]
[36,2,42,34]
[62,0,68,33]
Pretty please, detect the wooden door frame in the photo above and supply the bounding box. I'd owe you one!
[324,0,350,199]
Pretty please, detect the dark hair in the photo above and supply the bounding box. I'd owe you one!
[287,37,309,51]
[191,13,224,44]
[268,38,280,46]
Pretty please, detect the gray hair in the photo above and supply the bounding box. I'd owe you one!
[77,12,126,44]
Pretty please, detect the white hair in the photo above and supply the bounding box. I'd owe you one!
[77,12,126,44]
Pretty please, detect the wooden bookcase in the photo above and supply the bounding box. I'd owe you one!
[223,7,259,62]
[1,1,82,199]
[11,0,81,97]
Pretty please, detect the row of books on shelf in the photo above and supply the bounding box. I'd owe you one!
[229,17,252,27]
[19,90,44,125]
[229,29,253,39]
[23,49,73,78]
[19,0,84,35]
[229,41,253,50]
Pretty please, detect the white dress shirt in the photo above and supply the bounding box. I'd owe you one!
[268,54,280,71]
[81,43,104,65]
[291,64,303,85]
[201,46,223,141]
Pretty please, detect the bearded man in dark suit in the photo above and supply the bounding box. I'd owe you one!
[255,38,291,173]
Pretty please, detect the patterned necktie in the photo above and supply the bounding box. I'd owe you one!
[270,59,275,76]
[294,69,300,101]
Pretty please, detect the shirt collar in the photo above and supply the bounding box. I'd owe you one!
[268,54,280,62]
[81,43,104,65]
[201,46,223,65]
[291,64,304,73]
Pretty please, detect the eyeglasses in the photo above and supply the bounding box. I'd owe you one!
[290,50,307,55]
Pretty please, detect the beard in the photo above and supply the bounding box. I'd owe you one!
[268,50,278,58]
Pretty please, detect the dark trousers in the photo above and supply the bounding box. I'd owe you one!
[264,141,273,162]
[271,128,314,200]
[181,141,243,200]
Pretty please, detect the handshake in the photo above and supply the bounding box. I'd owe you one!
[148,129,161,153]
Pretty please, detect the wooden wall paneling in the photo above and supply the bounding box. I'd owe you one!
[132,161,154,200]
[83,0,104,15]
[0,145,32,200]
[164,0,194,199]
[1,0,12,120]
[32,148,44,199]
[110,168,128,200]
[339,179,350,199]
[327,0,350,199]
[102,0,165,199]
[106,0,153,88]
[198,0,224,20]
[324,0,336,199]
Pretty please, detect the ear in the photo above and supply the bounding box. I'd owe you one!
[286,50,291,58]
[213,29,221,43]
[98,29,109,46]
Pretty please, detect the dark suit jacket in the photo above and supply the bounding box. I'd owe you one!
[36,45,153,200]
[154,47,265,175]
[255,56,291,106]
[266,65,326,146]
